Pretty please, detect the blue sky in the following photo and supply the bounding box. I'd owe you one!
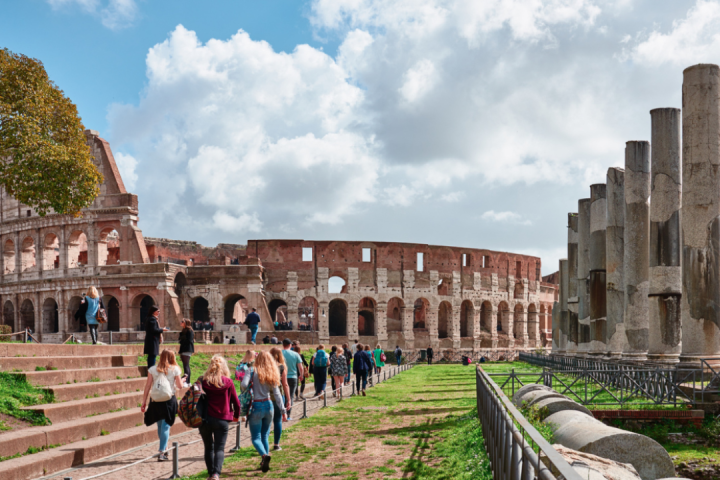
[3,1,719,274]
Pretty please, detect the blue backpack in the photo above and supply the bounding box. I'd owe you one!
[314,350,328,367]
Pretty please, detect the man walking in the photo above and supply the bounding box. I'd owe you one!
[282,338,304,420]
[244,307,261,345]
[426,345,434,365]
[394,345,402,366]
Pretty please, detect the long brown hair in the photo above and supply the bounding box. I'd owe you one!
[156,350,178,375]
[269,347,286,368]
[182,318,193,332]
[203,354,231,388]
[254,351,280,386]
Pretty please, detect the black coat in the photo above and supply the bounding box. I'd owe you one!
[144,316,164,355]
[427,347,434,358]
[179,328,194,354]
[74,296,104,328]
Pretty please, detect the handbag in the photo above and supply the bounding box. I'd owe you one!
[240,369,255,417]
[96,306,107,324]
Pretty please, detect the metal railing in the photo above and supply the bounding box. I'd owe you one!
[52,362,414,480]
[476,366,583,480]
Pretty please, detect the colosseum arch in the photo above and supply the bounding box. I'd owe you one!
[358,297,376,336]
[386,297,403,332]
[102,295,121,331]
[268,298,288,324]
[223,294,246,325]
[480,301,493,332]
[20,299,34,332]
[173,272,187,297]
[42,233,60,270]
[413,298,429,329]
[298,296,318,330]
[3,239,15,274]
[192,296,210,324]
[438,301,451,339]
[21,236,36,272]
[3,300,14,332]
[97,227,120,266]
[67,230,88,268]
[42,297,59,334]
[460,300,473,338]
[68,296,83,332]
[329,298,347,336]
[328,275,347,294]
[132,293,157,330]
[497,301,510,334]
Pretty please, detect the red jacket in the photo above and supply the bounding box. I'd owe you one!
[201,377,241,421]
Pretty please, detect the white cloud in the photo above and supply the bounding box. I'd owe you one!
[481,210,532,225]
[399,59,438,103]
[112,152,138,190]
[47,0,137,30]
[440,191,464,203]
[212,212,262,233]
[624,0,720,66]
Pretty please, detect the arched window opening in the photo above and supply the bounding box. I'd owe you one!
[480,301,493,333]
[268,299,289,327]
[193,297,210,325]
[329,299,347,336]
[298,297,319,330]
[328,276,346,294]
[3,301,14,332]
[68,296,83,332]
[3,240,15,274]
[223,294,246,325]
[98,228,120,266]
[438,302,451,338]
[43,234,60,270]
[42,298,59,334]
[358,297,375,336]
[103,295,121,331]
[135,294,156,330]
[497,302,509,334]
[21,237,36,272]
[20,299,34,332]
[68,231,88,268]
[413,298,429,329]
[460,300,473,338]
[386,297,403,333]
[174,273,187,297]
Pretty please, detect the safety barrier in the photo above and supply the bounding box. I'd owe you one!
[52,362,414,480]
[476,366,583,480]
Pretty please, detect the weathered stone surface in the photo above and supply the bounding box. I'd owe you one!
[541,445,642,480]
[544,408,596,427]
[568,213,579,354]
[623,141,651,361]
[590,184,608,356]
[513,386,567,408]
[513,383,553,402]
[680,64,720,365]
[532,396,593,420]
[606,168,626,357]
[559,258,569,354]
[577,198,592,357]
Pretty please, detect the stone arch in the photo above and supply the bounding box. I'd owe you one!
[497,301,510,334]
[298,296,318,330]
[480,300,493,332]
[460,300,473,337]
[438,301,451,339]
[223,294,246,325]
[67,230,88,268]
[20,299,34,332]
[358,297,376,336]
[68,296,83,332]
[413,298,429,329]
[328,275,347,294]
[268,299,288,324]
[192,296,210,324]
[528,303,538,343]
[329,298,347,336]
[173,272,187,297]
[43,233,60,270]
[3,300,14,332]
[386,297,404,332]
[102,295,121,331]
[21,236,36,272]
[132,293,157,330]
[97,227,120,266]
[42,297,59,334]
[3,239,15,274]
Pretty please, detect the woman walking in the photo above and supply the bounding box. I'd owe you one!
[329,346,347,399]
[200,354,241,480]
[241,352,287,472]
[269,348,292,451]
[329,346,338,394]
[364,344,375,385]
[353,343,371,396]
[144,306,167,368]
[76,287,104,345]
[342,342,352,386]
[178,319,194,382]
[141,350,185,462]
[373,344,385,374]
[310,345,328,399]
[293,345,309,401]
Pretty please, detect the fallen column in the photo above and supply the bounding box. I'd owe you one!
[567,213,579,356]
[589,184,607,356]
[681,64,720,366]
[577,198,592,357]
[648,107,682,364]
[624,141,651,362]
[606,167,626,357]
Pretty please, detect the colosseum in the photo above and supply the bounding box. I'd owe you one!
[0,130,557,355]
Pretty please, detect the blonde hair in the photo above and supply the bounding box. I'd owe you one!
[242,350,256,364]
[87,286,99,299]
[156,350,178,375]
[269,347,286,367]
[337,347,344,356]
[254,352,280,386]
[203,354,231,388]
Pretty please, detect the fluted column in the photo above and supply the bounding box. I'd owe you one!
[624,141,651,362]
[606,168,626,357]
[681,64,720,365]
[648,107,682,364]
[577,198,591,357]
[589,184,607,356]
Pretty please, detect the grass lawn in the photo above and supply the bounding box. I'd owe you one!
[178,364,490,480]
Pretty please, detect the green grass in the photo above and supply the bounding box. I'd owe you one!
[0,420,11,432]
[0,372,52,425]
[0,443,62,463]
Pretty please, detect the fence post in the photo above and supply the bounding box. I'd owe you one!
[24,330,27,343]
[352,380,355,396]
[323,393,327,408]
[230,423,241,452]
[169,441,180,479]
[301,399,308,419]
[109,330,113,345]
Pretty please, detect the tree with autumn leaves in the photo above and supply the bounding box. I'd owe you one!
[0,48,102,216]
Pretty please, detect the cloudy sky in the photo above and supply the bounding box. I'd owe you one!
[2,0,716,274]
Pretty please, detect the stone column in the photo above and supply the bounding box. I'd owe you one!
[427,307,439,349]
[577,198,591,357]
[648,108,682,364]
[401,305,414,342]
[567,213,579,355]
[624,141,651,362]
[681,64,720,365]
[376,304,388,344]
[507,310,515,349]
[551,300,560,351]
[589,184,607,356]
[558,258,569,355]
[606,168,626,357]
[451,307,461,349]
[318,301,330,342]
[490,306,498,349]
[347,303,359,340]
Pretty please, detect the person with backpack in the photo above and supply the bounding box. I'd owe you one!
[178,319,194,382]
[141,350,185,462]
[241,351,287,472]
[235,350,256,383]
[373,344,386,374]
[200,354,241,480]
[144,306,168,368]
[269,348,291,451]
[310,345,328,399]
[394,345,402,366]
[293,344,309,402]
[329,346,348,400]
[282,339,304,417]
[353,343,370,396]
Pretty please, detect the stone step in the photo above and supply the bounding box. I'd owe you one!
[0,355,138,372]
[0,409,145,459]
[45,378,148,402]
[11,365,147,386]
[0,420,191,480]
[21,391,145,424]
[0,343,261,358]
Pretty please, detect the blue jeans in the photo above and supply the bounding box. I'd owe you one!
[249,325,259,344]
[249,401,273,456]
[147,355,157,368]
[397,357,402,366]
[355,370,368,392]
[273,395,284,446]
[157,419,170,452]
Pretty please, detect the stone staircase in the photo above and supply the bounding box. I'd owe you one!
[0,343,252,480]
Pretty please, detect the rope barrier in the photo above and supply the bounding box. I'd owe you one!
[54,362,414,480]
